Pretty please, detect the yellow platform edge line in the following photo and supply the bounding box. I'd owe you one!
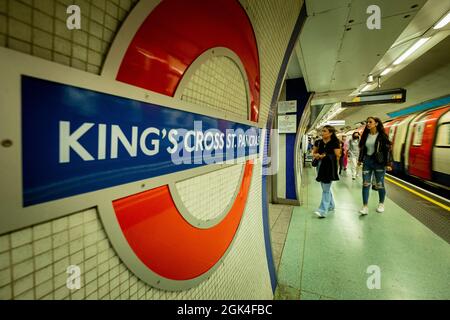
[385,177,450,212]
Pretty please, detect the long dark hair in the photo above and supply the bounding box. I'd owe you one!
[322,125,339,145]
[359,117,390,148]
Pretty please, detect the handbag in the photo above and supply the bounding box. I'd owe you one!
[312,140,322,167]
[374,140,384,164]
[312,158,319,167]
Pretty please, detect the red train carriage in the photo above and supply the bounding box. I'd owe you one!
[384,105,450,188]
[407,106,449,182]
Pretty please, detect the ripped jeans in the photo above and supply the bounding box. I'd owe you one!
[362,156,386,205]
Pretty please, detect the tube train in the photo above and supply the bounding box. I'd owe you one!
[352,105,450,189]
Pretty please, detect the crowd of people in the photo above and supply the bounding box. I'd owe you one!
[311,117,393,218]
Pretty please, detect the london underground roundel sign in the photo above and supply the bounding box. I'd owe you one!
[110,0,260,289]
[0,0,261,291]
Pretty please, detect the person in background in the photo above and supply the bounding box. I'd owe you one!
[348,131,361,180]
[307,138,313,152]
[312,125,341,218]
[339,135,348,175]
[343,135,348,173]
[358,117,393,215]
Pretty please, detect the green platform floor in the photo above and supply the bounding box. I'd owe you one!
[274,167,450,300]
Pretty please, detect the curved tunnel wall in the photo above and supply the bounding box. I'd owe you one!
[0,0,303,299]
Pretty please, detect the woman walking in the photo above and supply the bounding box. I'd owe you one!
[348,131,361,180]
[312,125,341,218]
[358,117,393,215]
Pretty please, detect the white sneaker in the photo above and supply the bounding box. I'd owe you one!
[359,207,368,215]
[376,203,385,213]
[314,211,325,218]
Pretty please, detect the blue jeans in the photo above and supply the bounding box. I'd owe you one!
[362,156,386,205]
[318,182,335,215]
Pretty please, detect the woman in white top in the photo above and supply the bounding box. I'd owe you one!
[357,117,393,215]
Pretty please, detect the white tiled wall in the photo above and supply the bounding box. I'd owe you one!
[0,164,271,300]
[0,0,302,299]
[241,0,302,126]
[0,0,138,74]
[176,164,245,221]
[176,53,249,223]
[0,210,110,299]
[181,56,249,119]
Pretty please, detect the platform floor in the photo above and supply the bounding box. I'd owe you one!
[274,167,450,300]
[268,204,294,272]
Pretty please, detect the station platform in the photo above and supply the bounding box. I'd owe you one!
[273,167,450,300]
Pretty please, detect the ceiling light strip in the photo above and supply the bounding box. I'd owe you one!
[433,11,450,29]
[393,37,430,65]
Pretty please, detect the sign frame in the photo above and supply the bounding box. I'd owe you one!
[0,0,265,292]
[341,88,407,107]
[0,48,262,291]
[277,100,297,114]
[277,114,297,134]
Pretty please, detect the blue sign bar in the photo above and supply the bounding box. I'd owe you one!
[387,95,450,118]
[22,76,259,207]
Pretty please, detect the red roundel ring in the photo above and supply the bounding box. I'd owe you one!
[117,0,260,122]
[111,0,261,284]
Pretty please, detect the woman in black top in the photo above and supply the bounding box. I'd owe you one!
[312,125,341,218]
[357,117,393,215]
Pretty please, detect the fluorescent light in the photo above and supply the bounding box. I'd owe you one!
[393,38,430,65]
[361,84,372,92]
[434,11,450,29]
[380,68,392,76]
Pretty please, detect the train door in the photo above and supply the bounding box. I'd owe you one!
[384,116,408,171]
[408,106,450,180]
[395,114,417,172]
[432,108,450,187]
[404,111,427,173]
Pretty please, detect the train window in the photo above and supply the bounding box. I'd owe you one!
[435,123,450,147]
[412,122,425,146]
